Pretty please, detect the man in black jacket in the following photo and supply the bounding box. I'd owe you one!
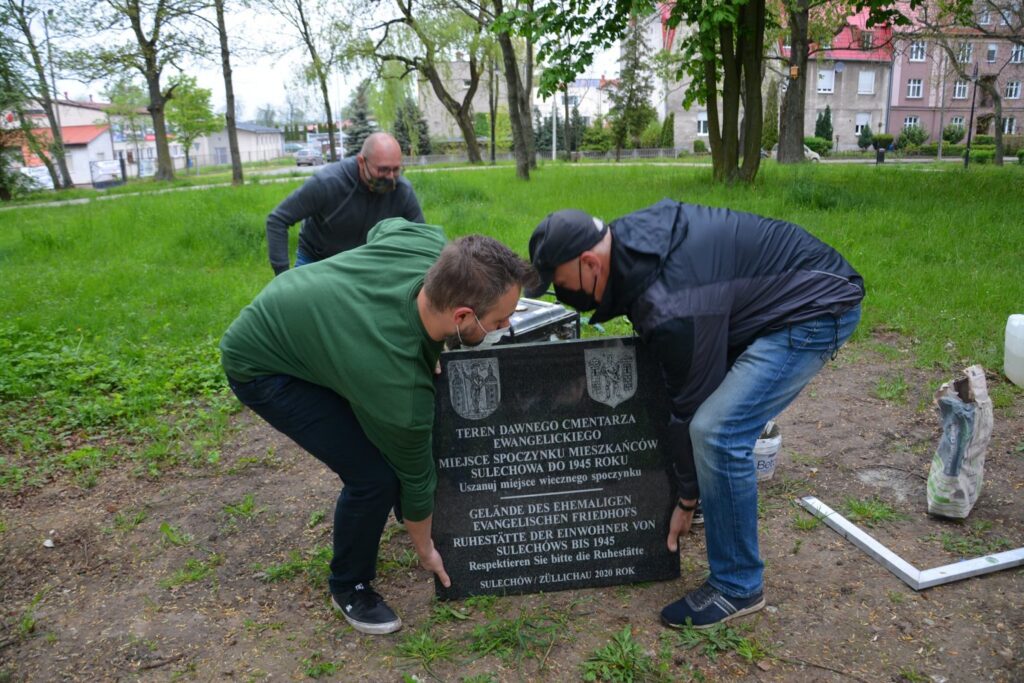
[528,200,864,629]
[266,132,424,275]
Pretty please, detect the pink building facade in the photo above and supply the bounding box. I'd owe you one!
[890,9,1024,140]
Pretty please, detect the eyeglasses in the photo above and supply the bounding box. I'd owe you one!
[365,158,402,177]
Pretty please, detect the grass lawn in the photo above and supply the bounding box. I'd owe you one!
[1,162,1021,489]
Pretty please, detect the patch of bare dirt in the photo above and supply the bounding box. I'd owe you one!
[2,337,1022,682]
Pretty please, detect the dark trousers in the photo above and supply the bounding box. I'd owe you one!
[227,373,398,596]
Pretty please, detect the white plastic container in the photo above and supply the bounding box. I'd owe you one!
[754,421,782,481]
[1006,314,1024,388]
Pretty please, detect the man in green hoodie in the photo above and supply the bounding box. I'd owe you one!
[221,217,535,634]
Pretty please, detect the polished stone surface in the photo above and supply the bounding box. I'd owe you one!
[432,336,679,599]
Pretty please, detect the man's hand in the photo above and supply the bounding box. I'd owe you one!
[418,544,451,588]
[667,499,697,552]
[404,516,451,587]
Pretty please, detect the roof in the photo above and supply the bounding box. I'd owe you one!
[30,124,109,145]
[236,122,284,134]
[779,8,894,62]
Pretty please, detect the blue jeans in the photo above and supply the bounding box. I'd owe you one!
[692,305,861,598]
[294,247,315,267]
[226,374,399,596]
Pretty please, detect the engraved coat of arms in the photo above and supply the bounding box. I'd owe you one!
[585,347,637,408]
[448,358,501,420]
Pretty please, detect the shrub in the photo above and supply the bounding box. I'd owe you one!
[660,113,675,148]
[803,136,831,156]
[639,120,663,149]
[857,124,874,151]
[975,134,995,145]
[814,105,833,142]
[942,124,965,145]
[896,125,928,149]
[872,133,894,150]
[693,139,707,154]
[919,143,966,156]
[967,150,995,164]
[1002,135,1023,156]
[1018,149,1024,164]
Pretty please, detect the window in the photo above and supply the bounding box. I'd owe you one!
[697,112,708,136]
[855,113,871,134]
[858,69,875,94]
[958,42,973,63]
[1007,81,1022,99]
[1013,45,1024,64]
[979,7,991,23]
[817,69,835,93]
[909,41,926,62]
[1004,117,1017,134]
[861,31,874,49]
[907,78,923,98]
[987,44,997,63]
[904,116,920,129]
[953,80,969,99]
[950,116,965,127]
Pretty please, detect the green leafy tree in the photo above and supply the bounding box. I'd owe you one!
[165,75,223,171]
[762,79,779,153]
[64,0,207,182]
[857,123,874,151]
[660,112,675,149]
[1,0,73,188]
[571,106,585,151]
[580,116,612,153]
[942,124,965,145]
[103,77,148,176]
[639,120,662,148]
[519,0,917,183]
[814,105,833,143]
[343,80,375,157]
[607,17,656,159]
[895,124,928,149]
[392,96,431,156]
[352,4,487,164]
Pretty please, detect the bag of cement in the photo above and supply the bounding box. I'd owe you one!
[927,365,993,518]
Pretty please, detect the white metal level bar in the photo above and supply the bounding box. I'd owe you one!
[797,496,1024,591]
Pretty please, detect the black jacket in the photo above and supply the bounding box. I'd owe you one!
[591,199,865,498]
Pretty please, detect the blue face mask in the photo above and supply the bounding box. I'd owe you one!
[555,260,598,312]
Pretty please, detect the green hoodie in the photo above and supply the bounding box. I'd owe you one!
[220,218,446,520]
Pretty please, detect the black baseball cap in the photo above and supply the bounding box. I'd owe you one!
[527,209,607,297]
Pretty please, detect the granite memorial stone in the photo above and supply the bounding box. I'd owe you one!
[432,336,678,599]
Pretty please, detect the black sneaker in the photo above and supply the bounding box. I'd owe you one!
[660,581,765,629]
[331,583,402,635]
[692,501,704,526]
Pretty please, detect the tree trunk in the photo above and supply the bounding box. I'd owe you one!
[144,76,175,181]
[524,2,536,169]
[421,64,482,163]
[987,83,1004,165]
[718,23,741,183]
[496,28,530,179]
[315,71,338,162]
[738,0,765,182]
[488,56,497,163]
[779,0,809,164]
[15,7,73,188]
[215,0,243,185]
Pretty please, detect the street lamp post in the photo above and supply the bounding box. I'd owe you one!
[964,62,979,169]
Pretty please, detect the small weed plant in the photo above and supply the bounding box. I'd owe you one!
[664,620,769,663]
[580,626,665,682]
[160,554,223,588]
[874,374,909,403]
[394,629,457,672]
[842,497,904,528]
[301,653,339,679]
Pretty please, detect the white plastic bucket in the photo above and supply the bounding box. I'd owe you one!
[1005,314,1024,388]
[754,421,782,481]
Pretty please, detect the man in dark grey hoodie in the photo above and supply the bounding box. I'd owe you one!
[266,132,424,275]
[527,199,864,629]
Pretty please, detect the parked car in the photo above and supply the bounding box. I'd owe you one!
[283,142,305,155]
[295,148,324,166]
[769,144,821,162]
